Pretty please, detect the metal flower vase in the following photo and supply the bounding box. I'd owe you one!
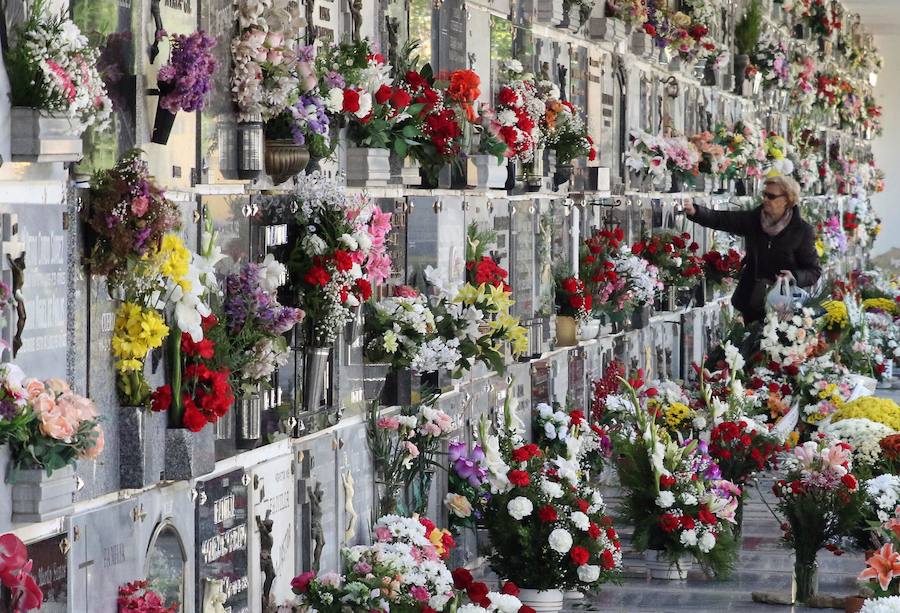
[264,139,310,185]
[119,406,167,488]
[164,426,215,481]
[235,392,262,450]
[304,347,331,412]
[363,362,391,401]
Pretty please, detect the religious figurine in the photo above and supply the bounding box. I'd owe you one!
[201,578,227,613]
[540,61,551,81]
[257,511,276,612]
[8,253,25,358]
[557,63,568,101]
[149,0,165,63]
[349,0,363,43]
[309,482,325,571]
[342,469,358,544]
[386,16,400,70]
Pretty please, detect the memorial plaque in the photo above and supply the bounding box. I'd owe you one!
[250,455,296,608]
[71,0,138,176]
[567,348,585,411]
[296,435,340,573]
[70,501,143,612]
[25,533,67,613]
[509,200,536,321]
[406,195,465,293]
[434,0,467,73]
[142,0,197,189]
[196,468,250,613]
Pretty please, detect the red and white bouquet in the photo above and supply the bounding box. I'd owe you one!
[495,63,545,165]
[631,231,702,289]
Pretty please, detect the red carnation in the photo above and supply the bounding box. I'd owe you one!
[499,86,518,106]
[452,567,473,590]
[501,581,520,596]
[182,399,208,432]
[576,498,589,513]
[151,384,172,412]
[841,474,858,491]
[390,88,412,109]
[643,23,657,36]
[304,265,331,287]
[508,469,531,487]
[375,84,392,105]
[520,607,537,613]
[538,505,558,523]
[570,546,589,566]
[588,523,601,539]
[659,513,680,533]
[334,250,354,272]
[342,89,361,113]
[600,549,615,570]
[467,581,490,606]
[697,508,717,525]
[659,475,676,489]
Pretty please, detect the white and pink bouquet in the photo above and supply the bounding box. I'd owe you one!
[5,0,112,130]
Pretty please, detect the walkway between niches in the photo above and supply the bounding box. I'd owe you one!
[565,386,900,612]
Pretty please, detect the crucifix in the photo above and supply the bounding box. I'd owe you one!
[1,214,24,358]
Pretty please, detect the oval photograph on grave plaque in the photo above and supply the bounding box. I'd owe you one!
[146,521,187,610]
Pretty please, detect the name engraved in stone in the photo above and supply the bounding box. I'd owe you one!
[222,575,249,599]
[319,6,330,20]
[100,312,115,334]
[103,543,126,568]
[164,0,192,12]
[214,494,236,524]
[265,225,288,247]
[36,562,66,585]
[201,524,247,564]
[276,468,290,482]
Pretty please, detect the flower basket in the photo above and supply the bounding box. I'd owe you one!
[643,550,692,580]
[518,589,564,613]
[118,406,167,489]
[556,315,578,347]
[346,147,391,187]
[235,392,262,450]
[163,427,215,481]
[9,465,76,523]
[467,154,507,188]
[264,139,310,185]
[303,346,331,412]
[10,107,84,163]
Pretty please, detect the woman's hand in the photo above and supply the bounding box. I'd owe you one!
[683,200,696,216]
[779,270,795,282]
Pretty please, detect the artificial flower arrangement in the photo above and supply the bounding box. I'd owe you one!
[831,397,900,433]
[290,515,455,612]
[367,397,454,516]
[613,245,662,313]
[792,0,843,39]
[605,0,649,24]
[475,397,622,592]
[700,247,742,290]
[0,364,104,475]
[689,131,731,179]
[448,568,528,613]
[613,378,739,577]
[83,150,184,406]
[117,580,176,613]
[625,130,700,188]
[494,61,545,166]
[540,99,596,165]
[580,227,627,319]
[445,440,489,533]
[790,53,818,113]
[533,403,610,477]
[644,4,719,62]
[151,30,216,143]
[221,255,305,395]
[4,0,112,130]
[762,132,795,177]
[259,173,389,348]
[713,121,765,181]
[363,287,459,373]
[752,36,791,92]
[772,436,866,602]
[555,276,593,324]
[821,418,895,478]
[0,533,42,612]
[231,0,309,123]
[631,231,702,290]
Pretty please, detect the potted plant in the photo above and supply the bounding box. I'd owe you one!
[772,439,866,603]
[734,0,763,96]
[221,256,304,448]
[614,379,739,580]
[4,0,112,162]
[0,533,43,611]
[3,367,104,523]
[151,31,216,145]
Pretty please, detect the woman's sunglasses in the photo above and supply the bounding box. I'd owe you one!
[762,191,786,201]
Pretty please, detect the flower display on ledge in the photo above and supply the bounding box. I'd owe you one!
[495,62,545,166]
[701,247,742,290]
[156,31,216,114]
[5,0,112,130]
[117,580,176,613]
[631,231,702,290]
[556,276,593,324]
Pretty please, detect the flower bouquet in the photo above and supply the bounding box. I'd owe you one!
[580,227,626,322]
[117,580,176,613]
[0,533,42,612]
[4,0,112,161]
[495,67,545,186]
[445,440,489,533]
[701,248,742,291]
[632,231,702,293]
[605,0,648,24]
[613,246,662,327]
[364,290,442,372]
[752,36,791,93]
[613,380,739,578]
[151,31,216,144]
[291,515,455,610]
[556,276,593,327]
[541,99,596,186]
[625,130,669,188]
[772,437,866,602]
[713,121,765,182]
[762,132,795,177]
[689,131,731,182]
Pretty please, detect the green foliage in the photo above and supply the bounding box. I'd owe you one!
[735,0,763,56]
[466,222,499,263]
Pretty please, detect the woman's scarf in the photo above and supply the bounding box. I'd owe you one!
[760,207,793,237]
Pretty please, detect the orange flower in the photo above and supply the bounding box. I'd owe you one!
[881,433,900,461]
[859,543,900,591]
[448,70,480,104]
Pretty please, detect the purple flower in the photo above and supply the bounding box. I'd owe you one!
[449,440,466,463]
[158,30,217,113]
[297,45,315,62]
[324,70,345,89]
[0,398,16,420]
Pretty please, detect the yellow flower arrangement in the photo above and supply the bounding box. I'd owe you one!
[111,302,169,373]
[832,396,900,431]
[815,239,825,258]
[158,233,191,289]
[821,300,849,331]
[863,297,898,315]
[664,402,692,429]
[805,384,845,424]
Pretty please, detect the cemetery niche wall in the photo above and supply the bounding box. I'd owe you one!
[0,0,887,610]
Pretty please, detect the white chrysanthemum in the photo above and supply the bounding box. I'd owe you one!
[655,491,676,509]
[577,564,600,583]
[698,532,716,553]
[548,528,573,554]
[507,496,534,520]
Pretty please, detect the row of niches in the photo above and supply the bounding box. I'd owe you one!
[0,0,880,200]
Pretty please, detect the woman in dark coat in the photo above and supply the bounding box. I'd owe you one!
[684,175,822,323]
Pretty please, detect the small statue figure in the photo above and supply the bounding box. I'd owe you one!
[309,482,325,571]
[257,510,276,612]
[540,61,551,81]
[149,0,165,63]
[349,0,363,43]
[306,0,317,45]
[8,253,25,358]
[557,63,568,101]
[202,578,227,613]
[386,16,400,69]
[342,470,358,544]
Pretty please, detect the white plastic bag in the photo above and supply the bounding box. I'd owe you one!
[766,277,793,315]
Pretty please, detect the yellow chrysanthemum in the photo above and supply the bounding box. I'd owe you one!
[664,402,692,428]
[821,300,849,330]
[158,233,190,282]
[733,135,745,144]
[111,302,169,372]
[863,298,898,315]
[833,397,900,431]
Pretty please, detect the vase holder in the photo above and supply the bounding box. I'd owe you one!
[389,153,422,186]
[555,315,578,347]
[235,393,262,450]
[631,305,651,329]
[552,164,574,190]
[344,304,363,344]
[467,154,508,189]
[588,17,626,42]
[438,164,467,190]
[9,465,76,523]
[10,107,84,163]
[566,3,581,32]
[506,159,525,194]
[380,370,442,407]
[236,117,265,180]
[303,347,331,412]
[363,362,391,401]
[264,139,310,186]
[630,32,654,58]
[214,403,234,441]
[150,106,177,145]
[346,147,391,187]
[164,427,215,481]
[518,589,564,613]
[643,550,691,580]
[535,0,565,25]
[792,560,818,603]
[118,406,167,489]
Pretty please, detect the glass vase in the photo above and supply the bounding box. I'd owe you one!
[792,559,818,603]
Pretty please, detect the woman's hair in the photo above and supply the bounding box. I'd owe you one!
[764,175,801,207]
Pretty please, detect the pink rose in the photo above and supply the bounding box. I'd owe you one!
[59,393,96,421]
[377,416,400,430]
[80,426,104,460]
[374,526,392,542]
[130,196,149,217]
[45,379,70,395]
[35,394,76,442]
[264,31,284,50]
[24,379,45,401]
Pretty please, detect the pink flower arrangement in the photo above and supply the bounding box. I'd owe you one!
[117,580,176,613]
[0,533,42,612]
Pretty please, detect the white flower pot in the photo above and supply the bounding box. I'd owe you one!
[643,550,692,580]
[467,154,508,188]
[10,107,84,163]
[345,147,391,187]
[518,588,564,613]
[578,320,600,341]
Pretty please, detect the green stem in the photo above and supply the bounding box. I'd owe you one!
[168,326,183,428]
